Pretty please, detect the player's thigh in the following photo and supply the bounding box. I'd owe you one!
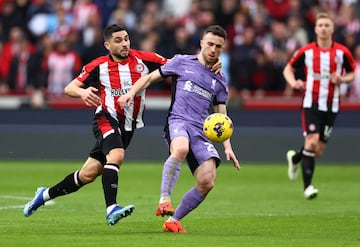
[170,136,189,160]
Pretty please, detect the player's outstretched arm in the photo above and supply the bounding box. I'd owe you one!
[118,69,163,108]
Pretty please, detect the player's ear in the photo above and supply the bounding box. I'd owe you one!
[104,41,110,50]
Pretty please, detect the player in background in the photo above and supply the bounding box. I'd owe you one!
[23,24,222,226]
[119,25,240,233]
[283,12,356,199]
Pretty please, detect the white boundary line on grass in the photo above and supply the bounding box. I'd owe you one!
[0,195,55,211]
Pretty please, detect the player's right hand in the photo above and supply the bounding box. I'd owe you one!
[292,79,305,91]
[80,87,100,107]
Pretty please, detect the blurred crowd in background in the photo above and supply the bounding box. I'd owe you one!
[0,0,360,108]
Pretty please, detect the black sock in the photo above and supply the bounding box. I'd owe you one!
[301,149,315,189]
[292,146,304,164]
[48,170,84,199]
[102,163,119,208]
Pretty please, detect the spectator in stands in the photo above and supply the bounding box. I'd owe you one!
[0,40,6,93]
[80,25,107,65]
[287,14,309,47]
[26,0,53,43]
[251,49,273,98]
[156,12,178,57]
[162,0,193,18]
[264,0,290,22]
[107,0,137,35]
[214,0,240,29]
[349,44,360,102]
[1,26,35,92]
[27,33,53,108]
[133,0,161,49]
[72,0,101,31]
[47,0,73,42]
[262,20,300,92]
[225,9,250,50]
[44,38,82,97]
[0,0,30,42]
[229,26,261,100]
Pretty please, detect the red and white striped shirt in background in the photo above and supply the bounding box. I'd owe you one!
[77,49,167,131]
[288,41,356,112]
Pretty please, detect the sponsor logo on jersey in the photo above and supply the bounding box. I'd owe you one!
[111,88,130,96]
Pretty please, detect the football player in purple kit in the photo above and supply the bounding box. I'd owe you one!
[119,25,240,233]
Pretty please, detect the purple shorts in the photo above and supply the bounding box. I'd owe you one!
[165,119,221,173]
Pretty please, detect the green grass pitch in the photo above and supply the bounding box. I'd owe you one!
[0,160,359,247]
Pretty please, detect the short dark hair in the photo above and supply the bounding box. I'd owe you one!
[202,25,227,40]
[103,24,126,41]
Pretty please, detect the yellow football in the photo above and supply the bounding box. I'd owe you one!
[203,113,234,142]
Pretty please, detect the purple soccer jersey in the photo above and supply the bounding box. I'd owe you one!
[159,54,229,170]
[160,54,228,127]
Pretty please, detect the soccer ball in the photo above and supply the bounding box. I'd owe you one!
[203,113,234,142]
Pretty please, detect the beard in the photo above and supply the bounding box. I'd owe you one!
[112,52,129,60]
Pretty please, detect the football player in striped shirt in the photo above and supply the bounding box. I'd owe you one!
[283,12,356,199]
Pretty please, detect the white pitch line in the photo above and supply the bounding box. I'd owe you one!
[0,195,32,200]
[0,194,55,211]
[0,205,24,210]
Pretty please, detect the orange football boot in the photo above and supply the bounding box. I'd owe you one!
[163,221,186,233]
[156,202,175,217]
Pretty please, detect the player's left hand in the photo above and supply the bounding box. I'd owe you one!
[118,93,134,109]
[225,149,240,170]
[331,73,342,84]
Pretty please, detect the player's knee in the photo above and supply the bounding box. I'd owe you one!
[306,140,317,152]
[172,147,188,161]
[316,149,324,157]
[197,176,215,193]
[107,149,125,166]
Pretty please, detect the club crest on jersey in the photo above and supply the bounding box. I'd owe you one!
[211,79,216,90]
[135,63,145,73]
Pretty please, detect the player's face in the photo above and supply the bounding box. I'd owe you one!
[200,32,225,66]
[315,18,334,41]
[105,30,130,61]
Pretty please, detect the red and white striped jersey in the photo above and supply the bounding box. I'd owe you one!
[288,41,356,112]
[76,49,167,130]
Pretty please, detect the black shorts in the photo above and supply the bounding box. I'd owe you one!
[89,112,134,165]
[301,107,337,143]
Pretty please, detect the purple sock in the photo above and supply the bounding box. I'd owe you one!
[173,187,205,221]
[160,156,181,198]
